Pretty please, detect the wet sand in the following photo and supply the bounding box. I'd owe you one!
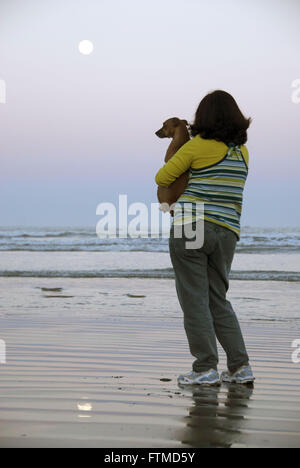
[0,277,300,448]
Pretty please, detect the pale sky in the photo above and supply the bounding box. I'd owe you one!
[0,0,299,227]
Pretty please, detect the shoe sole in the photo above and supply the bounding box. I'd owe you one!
[222,377,255,384]
[178,379,221,386]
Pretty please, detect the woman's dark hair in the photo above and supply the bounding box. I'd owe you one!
[190,90,252,145]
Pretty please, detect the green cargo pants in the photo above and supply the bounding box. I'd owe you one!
[169,220,249,373]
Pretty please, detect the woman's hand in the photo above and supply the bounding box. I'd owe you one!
[157,170,189,208]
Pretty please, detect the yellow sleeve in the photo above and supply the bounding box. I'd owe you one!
[155,139,195,187]
[155,137,249,187]
[241,145,249,168]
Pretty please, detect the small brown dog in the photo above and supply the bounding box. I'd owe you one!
[155,117,190,211]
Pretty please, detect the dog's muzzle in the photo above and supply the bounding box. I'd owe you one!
[155,128,166,138]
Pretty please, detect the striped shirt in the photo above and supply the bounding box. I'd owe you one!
[173,145,248,239]
[155,136,249,240]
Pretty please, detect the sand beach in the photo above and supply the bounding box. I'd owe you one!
[0,273,300,448]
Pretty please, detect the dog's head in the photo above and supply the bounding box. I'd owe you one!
[155,117,189,138]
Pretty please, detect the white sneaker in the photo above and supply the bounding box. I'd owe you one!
[221,365,255,384]
[178,369,221,386]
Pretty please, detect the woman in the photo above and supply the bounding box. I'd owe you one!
[155,90,255,385]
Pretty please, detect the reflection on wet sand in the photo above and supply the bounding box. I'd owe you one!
[1,278,300,448]
[180,384,254,448]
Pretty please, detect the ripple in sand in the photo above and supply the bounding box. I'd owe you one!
[40,286,74,298]
[44,295,74,298]
[126,294,146,298]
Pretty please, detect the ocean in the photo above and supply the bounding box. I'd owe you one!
[0,226,299,282]
[1,226,300,253]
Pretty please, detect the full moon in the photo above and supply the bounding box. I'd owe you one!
[78,40,94,55]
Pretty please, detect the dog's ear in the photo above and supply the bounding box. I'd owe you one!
[170,117,180,126]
